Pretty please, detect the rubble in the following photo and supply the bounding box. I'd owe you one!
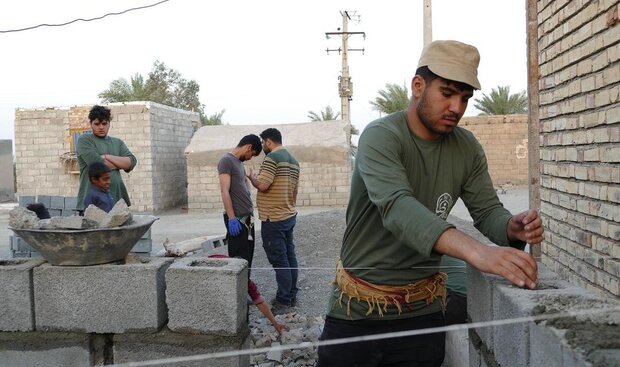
[84,200,132,228]
[9,200,132,231]
[249,311,324,367]
[8,207,40,229]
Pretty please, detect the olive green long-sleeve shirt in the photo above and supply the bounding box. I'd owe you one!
[327,111,518,320]
[76,134,137,210]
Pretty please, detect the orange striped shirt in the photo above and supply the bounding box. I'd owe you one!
[256,149,300,221]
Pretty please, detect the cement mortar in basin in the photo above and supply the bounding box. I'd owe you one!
[9,215,158,266]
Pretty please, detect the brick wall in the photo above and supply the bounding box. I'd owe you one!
[14,102,197,213]
[459,115,529,185]
[186,121,351,213]
[536,0,619,297]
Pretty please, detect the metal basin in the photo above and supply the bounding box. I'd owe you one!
[9,215,158,266]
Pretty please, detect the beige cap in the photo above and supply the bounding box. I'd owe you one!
[417,40,481,90]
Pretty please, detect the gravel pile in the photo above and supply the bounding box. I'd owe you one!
[247,209,346,366]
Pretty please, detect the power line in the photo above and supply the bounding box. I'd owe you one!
[0,0,171,34]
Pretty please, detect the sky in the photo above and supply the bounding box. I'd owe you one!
[0,0,529,143]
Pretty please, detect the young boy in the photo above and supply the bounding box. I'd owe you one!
[83,161,114,212]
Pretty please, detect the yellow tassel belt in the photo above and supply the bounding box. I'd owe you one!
[334,259,447,317]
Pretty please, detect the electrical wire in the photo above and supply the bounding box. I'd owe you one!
[0,0,171,34]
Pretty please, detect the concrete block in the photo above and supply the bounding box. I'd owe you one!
[529,323,591,367]
[48,209,62,217]
[491,282,537,367]
[0,331,92,367]
[467,263,502,349]
[60,209,78,217]
[131,238,152,253]
[202,235,227,251]
[50,196,65,209]
[141,228,152,239]
[10,235,36,252]
[0,258,45,331]
[18,195,36,207]
[166,257,248,335]
[444,328,468,367]
[35,195,51,208]
[113,328,250,367]
[33,257,173,333]
[64,196,78,210]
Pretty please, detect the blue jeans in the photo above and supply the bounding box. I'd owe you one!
[261,215,298,305]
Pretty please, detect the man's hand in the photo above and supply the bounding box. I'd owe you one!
[470,245,538,289]
[274,321,289,335]
[435,228,538,290]
[228,218,242,237]
[507,209,544,244]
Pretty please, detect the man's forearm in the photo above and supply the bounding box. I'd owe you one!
[105,155,132,170]
[433,228,485,262]
[434,228,538,289]
[220,192,236,219]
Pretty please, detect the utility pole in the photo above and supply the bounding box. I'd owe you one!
[325,11,365,123]
[423,0,433,46]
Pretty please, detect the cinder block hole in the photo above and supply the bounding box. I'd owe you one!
[536,283,559,290]
[190,259,226,267]
[0,259,30,266]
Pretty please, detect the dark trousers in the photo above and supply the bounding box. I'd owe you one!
[444,290,467,325]
[261,215,298,305]
[317,312,446,367]
[223,213,255,276]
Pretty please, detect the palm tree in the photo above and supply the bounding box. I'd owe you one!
[308,106,340,121]
[369,83,409,115]
[307,105,359,137]
[473,85,528,115]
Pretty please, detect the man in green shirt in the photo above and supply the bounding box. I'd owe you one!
[317,40,543,367]
[77,105,137,211]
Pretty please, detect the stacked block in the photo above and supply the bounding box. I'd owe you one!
[468,263,619,366]
[33,258,173,333]
[0,258,45,331]
[166,257,248,335]
[0,332,93,367]
[113,329,250,367]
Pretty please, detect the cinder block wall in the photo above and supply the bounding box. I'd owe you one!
[14,102,197,213]
[459,115,529,186]
[536,1,620,297]
[0,140,15,202]
[186,121,352,213]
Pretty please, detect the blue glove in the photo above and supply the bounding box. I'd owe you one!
[228,218,242,237]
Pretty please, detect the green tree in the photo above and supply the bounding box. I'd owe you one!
[308,105,340,121]
[369,83,409,115]
[473,85,528,115]
[98,60,221,125]
[202,109,225,126]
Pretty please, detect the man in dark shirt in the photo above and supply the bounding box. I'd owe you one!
[217,134,262,273]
